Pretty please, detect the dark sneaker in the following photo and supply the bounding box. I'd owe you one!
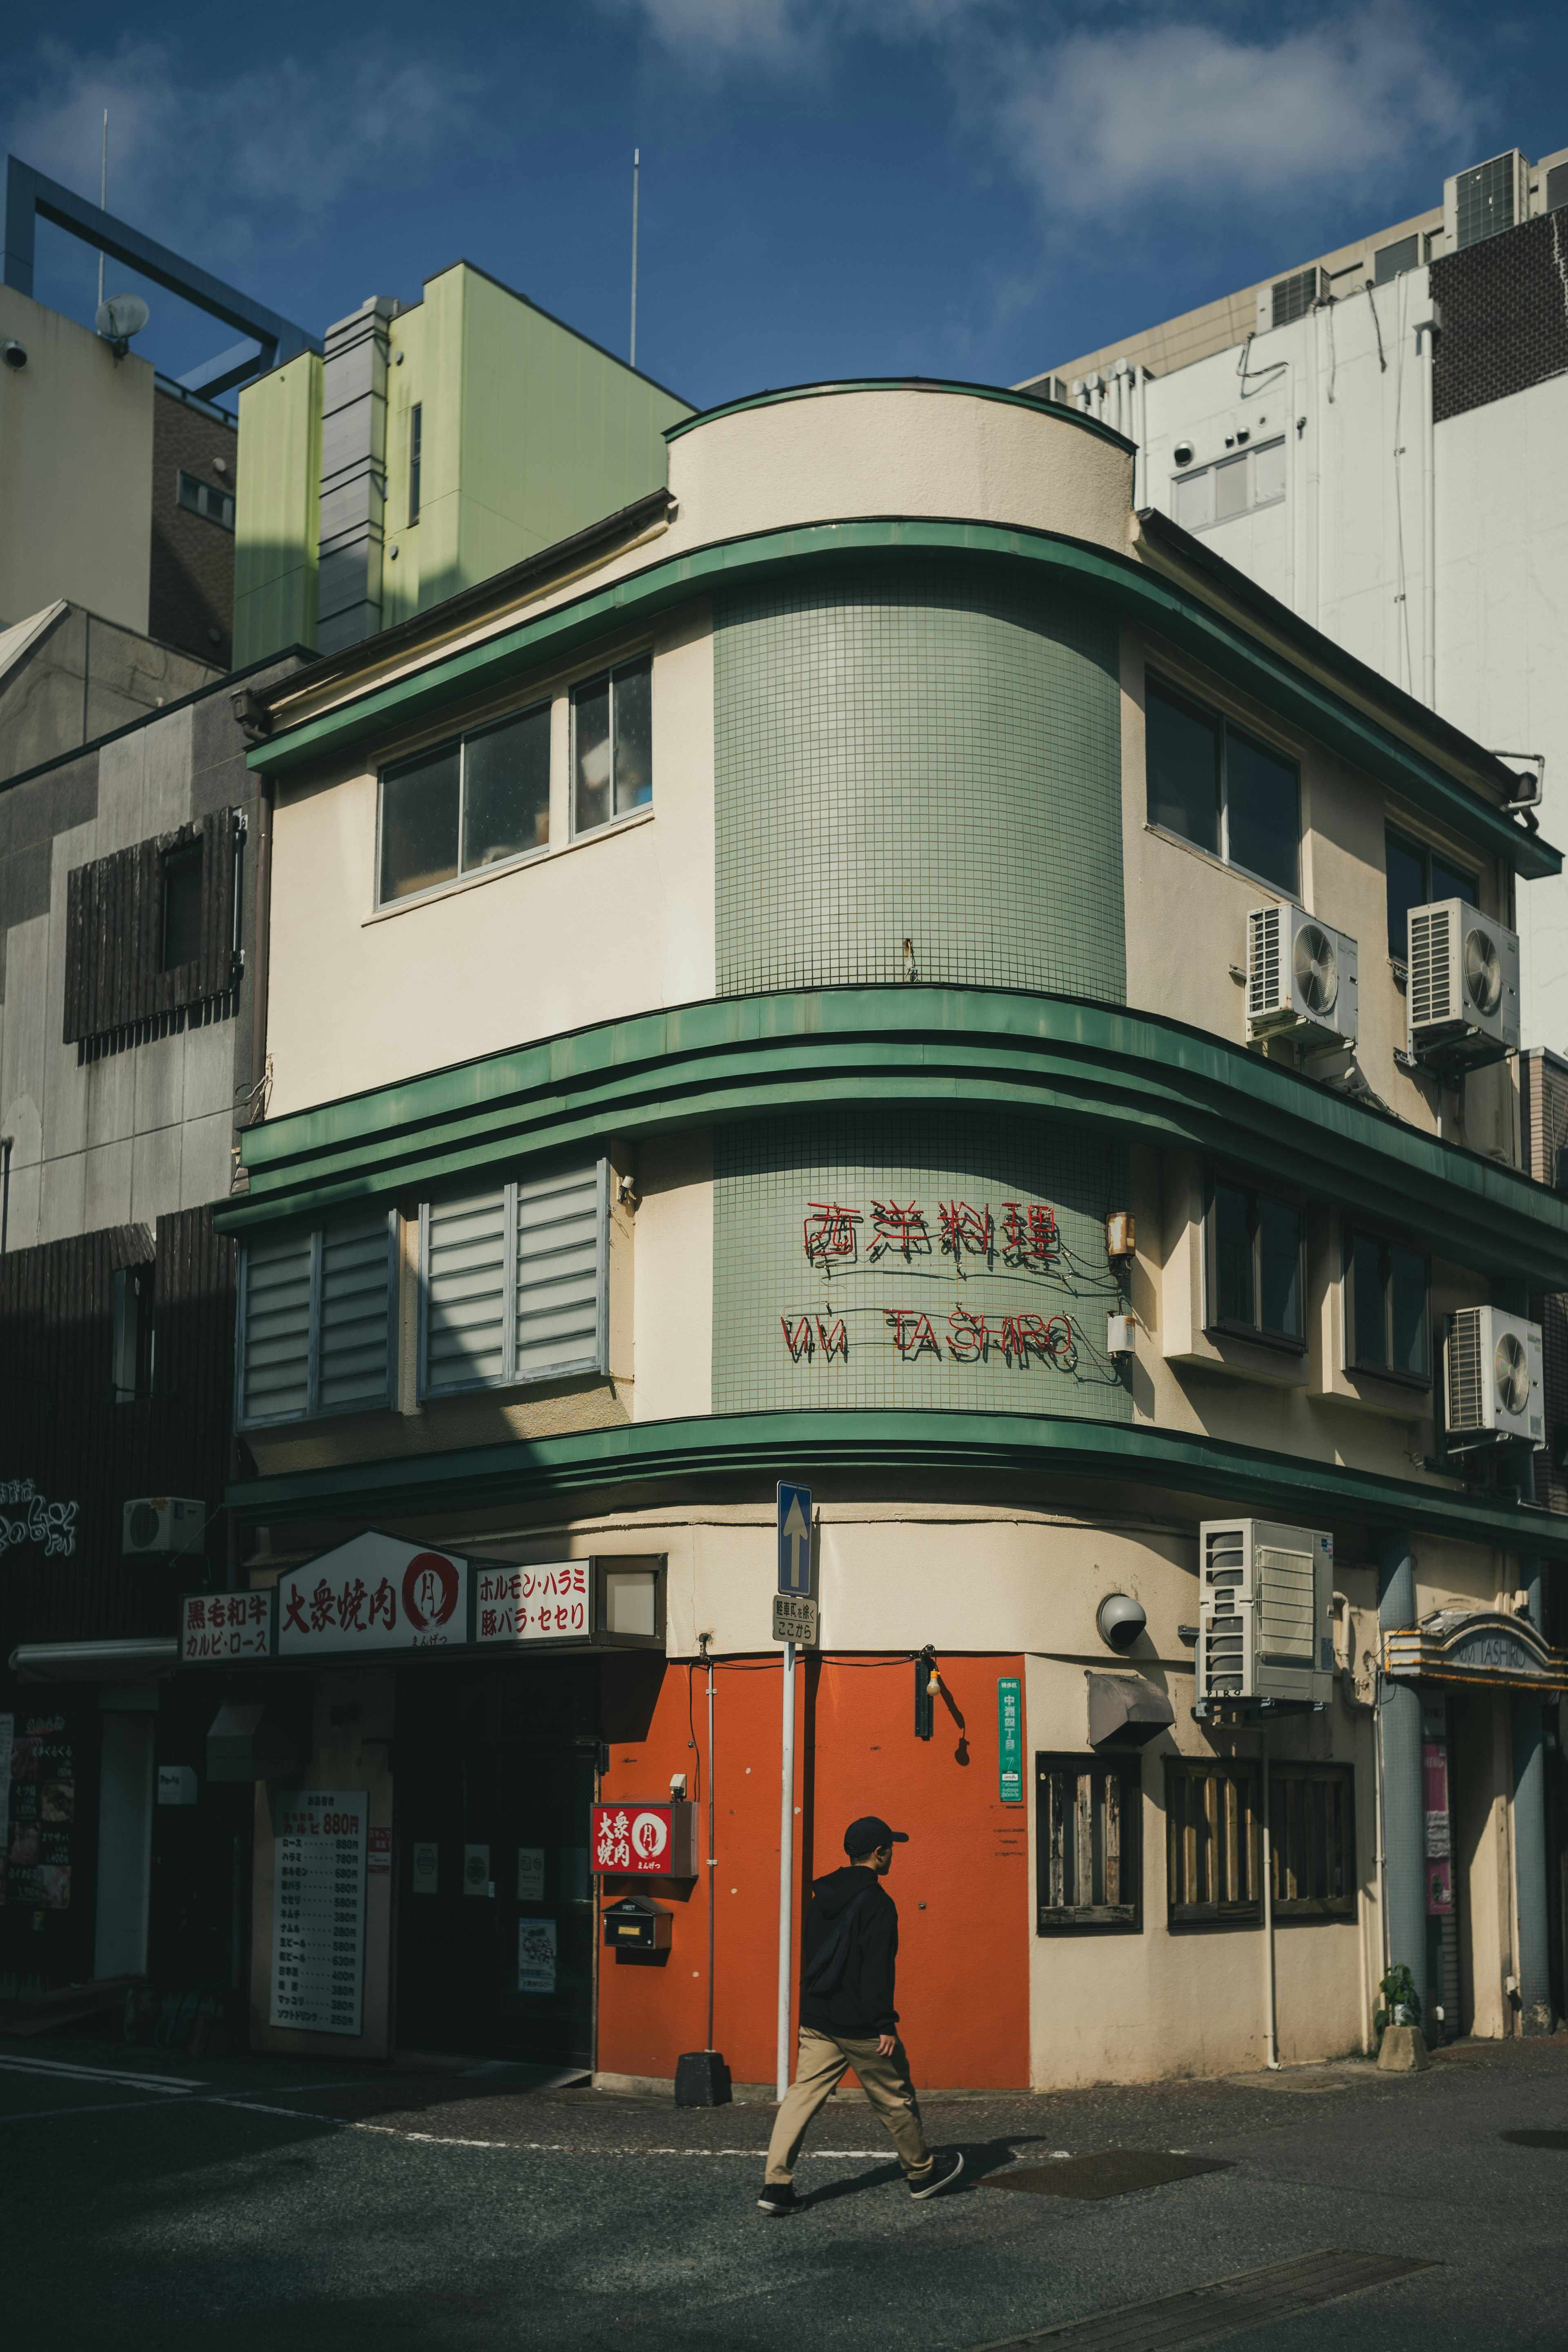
[757,2181,797,2215]
[909,2150,964,2200]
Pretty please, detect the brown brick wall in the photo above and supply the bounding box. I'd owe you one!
[1430,212,1568,425]
[149,387,238,666]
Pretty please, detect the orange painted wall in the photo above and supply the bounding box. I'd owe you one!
[596,1652,1030,2089]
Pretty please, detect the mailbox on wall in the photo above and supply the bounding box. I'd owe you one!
[591,1800,698,1877]
[602,1894,672,1952]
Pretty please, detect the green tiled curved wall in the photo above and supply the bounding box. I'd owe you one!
[713,1111,1131,1419]
[713,560,1125,999]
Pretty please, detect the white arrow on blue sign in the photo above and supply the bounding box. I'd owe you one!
[776,1481,813,1595]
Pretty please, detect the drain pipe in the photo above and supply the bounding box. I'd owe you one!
[1261,1732,1281,2068]
[702,1635,717,2055]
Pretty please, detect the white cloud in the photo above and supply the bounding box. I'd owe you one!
[987,16,1481,221]
[612,0,982,74]
[3,37,479,267]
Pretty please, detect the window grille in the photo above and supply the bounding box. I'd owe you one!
[1455,154,1517,250]
[1271,268,1321,330]
[1269,1764,1356,1916]
[237,1211,397,1427]
[1036,1752,1142,1931]
[420,1160,608,1398]
[1166,1758,1260,1922]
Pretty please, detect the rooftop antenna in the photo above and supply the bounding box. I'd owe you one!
[97,109,107,312]
[630,146,639,370]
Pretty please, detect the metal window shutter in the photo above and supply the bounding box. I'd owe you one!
[514,1163,603,1380]
[425,1189,509,1390]
[318,1214,393,1412]
[241,1234,312,1421]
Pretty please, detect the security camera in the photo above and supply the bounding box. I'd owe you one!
[1096,1593,1147,1653]
[1,341,27,371]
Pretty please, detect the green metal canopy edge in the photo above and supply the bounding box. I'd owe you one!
[218,985,1568,1292]
[244,515,1558,884]
[224,1406,1566,1557]
[662,376,1138,456]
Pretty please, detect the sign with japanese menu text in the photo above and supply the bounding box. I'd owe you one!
[275,1533,466,1658]
[182,1591,271,1663]
[592,1802,675,1874]
[270,1789,367,2036]
[475,1561,589,1645]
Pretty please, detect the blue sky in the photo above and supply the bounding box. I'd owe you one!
[5,3,1567,408]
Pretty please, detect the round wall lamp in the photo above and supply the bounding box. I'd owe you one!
[1,341,28,371]
[1096,1593,1147,1653]
[1173,441,1194,466]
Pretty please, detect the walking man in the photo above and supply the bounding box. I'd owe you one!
[757,1814,964,2214]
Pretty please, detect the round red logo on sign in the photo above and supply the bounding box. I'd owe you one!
[403,1551,460,1630]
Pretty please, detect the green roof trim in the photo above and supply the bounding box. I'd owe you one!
[223,1405,1568,1557]
[662,376,1137,456]
[246,516,1558,883]
[218,985,1568,1291]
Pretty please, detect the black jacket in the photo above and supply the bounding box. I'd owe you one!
[799,1865,900,2040]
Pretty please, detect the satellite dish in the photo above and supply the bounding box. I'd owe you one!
[96,293,149,342]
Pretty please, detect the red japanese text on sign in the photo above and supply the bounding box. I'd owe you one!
[591,1803,673,1874]
[475,1561,590,1645]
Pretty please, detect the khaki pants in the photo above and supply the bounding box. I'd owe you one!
[764,2026,933,2185]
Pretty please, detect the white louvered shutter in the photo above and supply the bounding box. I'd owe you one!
[514,1162,604,1381]
[240,1232,312,1423]
[318,1213,394,1412]
[423,1188,509,1392]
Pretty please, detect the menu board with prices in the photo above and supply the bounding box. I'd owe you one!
[270,1789,368,2036]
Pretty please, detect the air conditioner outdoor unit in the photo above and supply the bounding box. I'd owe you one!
[1196,1518,1334,1705]
[1407,901,1519,1069]
[123,1497,206,1558]
[1246,904,1358,1050]
[1445,1306,1543,1449]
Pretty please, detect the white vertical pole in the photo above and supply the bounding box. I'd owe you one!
[776,1636,796,2101]
[1261,1735,1280,2069]
[630,147,640,370]
[98,110,108,312]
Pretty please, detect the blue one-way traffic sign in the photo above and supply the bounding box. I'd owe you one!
[777,1481,813,1595]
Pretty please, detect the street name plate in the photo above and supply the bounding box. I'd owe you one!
[772,1592,818,1646]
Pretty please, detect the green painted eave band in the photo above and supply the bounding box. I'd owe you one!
[662,376,1138,456]
[224,1406,1566,1557]
[218,984,1568,1292]
[245,516,1557,883]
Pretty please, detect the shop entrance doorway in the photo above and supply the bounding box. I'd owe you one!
[394,1659,598,2066]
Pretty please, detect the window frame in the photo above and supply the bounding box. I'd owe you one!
[1384,826,1480,962]
[1165,1757,1261,1925]
[1169,436,1287,532]
[408,402,422,526]
[111,1262,156,1404]
[160,839,205,974]
[176,468,234,532]
[1035,1751,1143,1934]
[417,1158,610,1402]
[234,1211,399,1430]
[1203,1174,1308,1354]
[570,656,654,841]
[1145,672,1301,896]
[1341,1225,1432,1388]
[375,697,554,910]
[1268,1763,1357,1919]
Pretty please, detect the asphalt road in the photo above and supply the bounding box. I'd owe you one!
[2,2034,1566,2350]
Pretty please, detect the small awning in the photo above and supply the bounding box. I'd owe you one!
[207,1698,310,1783]
[1384,1610,1568,1693]
[1087,1671,1175,1748]
[8,1637,178,1684]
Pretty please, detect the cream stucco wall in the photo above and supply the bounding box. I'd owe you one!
[265,602,716,1116]
[0,286,153,635]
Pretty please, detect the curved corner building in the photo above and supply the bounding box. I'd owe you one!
[213,380,1568,2087]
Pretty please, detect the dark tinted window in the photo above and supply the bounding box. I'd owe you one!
[464,705,550,870]
[1386,828,1479,958]
[1344,1225,1430,1382]
[1207,1180,1304,1345]
[1227,729,1299,893]
[1258,1195,1303,1336]
[1350,1229,1384,1365]
[1213,1183,1252,1325]
[160,842,204,971]
[1430,854,1479,909]
[1389,1246,1430,1378]
[381,744,460,902]
[1146,679,1220,856]
[614,659,653,815]
[575,659,654,837]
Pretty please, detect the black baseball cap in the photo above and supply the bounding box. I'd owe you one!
[844,1815,908,1858]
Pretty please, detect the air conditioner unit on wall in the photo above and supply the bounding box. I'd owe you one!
[1196,1519,1334,1706]
[122,1497,206,1558]
[1407,901,1519,1070]
[1246,904,1358,1050]
[1445,1306,1543,1449]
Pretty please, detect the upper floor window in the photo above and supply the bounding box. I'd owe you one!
[160,842,204,971]
[379,702,551,905]
[111,1262,156,1403]
[1205,1176,1305,1351]
[420,1160,607,1398]
[408,403,423,526]
[1385,827,1478,959]
[236,1212,397,1428]
[1146,675,1299,895]
[573,658,651,837]
[1344,1227,1430,1384]
[1171,437,1286,533]
[177,470,234,531]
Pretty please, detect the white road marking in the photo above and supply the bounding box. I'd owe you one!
[0,2055,201,2093]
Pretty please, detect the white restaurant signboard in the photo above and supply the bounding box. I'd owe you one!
[180,1533,599,1662]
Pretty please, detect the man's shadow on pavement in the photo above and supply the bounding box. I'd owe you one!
[797,2135,1042,2208]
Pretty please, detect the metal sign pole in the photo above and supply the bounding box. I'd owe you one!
[776,1634,796,2102]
